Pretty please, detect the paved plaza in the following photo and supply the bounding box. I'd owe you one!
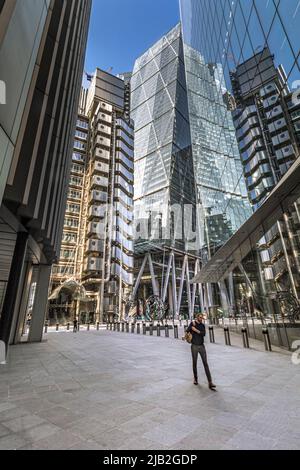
[0,328,300,450]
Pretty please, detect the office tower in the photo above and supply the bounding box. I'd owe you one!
[231,48,298,209]
[49,69,134,324]
[131,23,250,318]
[181,0,300,320]
[0,0,91,359]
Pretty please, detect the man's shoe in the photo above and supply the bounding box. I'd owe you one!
[209,382,217,390]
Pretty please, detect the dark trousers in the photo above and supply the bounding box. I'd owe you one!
[191,344,212,383]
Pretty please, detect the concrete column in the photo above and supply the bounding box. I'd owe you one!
[0,231,28,362]
[13,263,33,344]
[28,265,52,343]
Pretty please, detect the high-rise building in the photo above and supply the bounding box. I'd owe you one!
[131,23,250,318]
[182,0,300,322]
[230,48,300,299]
[0,0,91,360]
[49,69,134,324]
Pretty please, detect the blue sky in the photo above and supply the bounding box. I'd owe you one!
[85,0,180,75]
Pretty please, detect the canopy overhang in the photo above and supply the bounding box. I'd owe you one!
[192,157,300,284]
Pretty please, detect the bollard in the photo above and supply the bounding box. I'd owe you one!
[262,328,272,351]
[224,326,231,346]
[209,326,215,343]
[143,323,146,335]
[117,322,120,332]
[126,322,129,333]
[106,323,109,330]
[56,323,59,332]
[97,322,100,331]
[44,323,48,334]
[137,323,140,334]
[113,322,117,332]
[157,323,161,337]
[121,322,125,333]
[174,324,179,339]
[87,322,90,331]
[165,324,169,338]
[149,323,153,336]
[241,327,249,348]
[67,323,70,331]
[131,323,135,334]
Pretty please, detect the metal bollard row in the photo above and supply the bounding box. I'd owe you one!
[224,326,231,346]
[241,327,250,348]
[209,326,215,343]
[262,328,272,351]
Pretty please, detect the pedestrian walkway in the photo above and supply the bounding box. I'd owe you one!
[0,329,299,450]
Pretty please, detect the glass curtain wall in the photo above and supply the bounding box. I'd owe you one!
[180,0,300,334]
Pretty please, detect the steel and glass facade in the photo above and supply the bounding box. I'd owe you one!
[50,69,134,324]
[182,0,300,323]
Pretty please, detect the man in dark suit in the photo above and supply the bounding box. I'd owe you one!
[188,314,216,389]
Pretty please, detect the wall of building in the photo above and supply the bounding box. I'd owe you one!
[0,0,92,359]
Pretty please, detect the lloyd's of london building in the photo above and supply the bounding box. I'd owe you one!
[49,70,134,324]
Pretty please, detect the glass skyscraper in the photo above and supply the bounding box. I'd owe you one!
[131,24,196,253]
[183,1,300,327]
[131,21,251,258]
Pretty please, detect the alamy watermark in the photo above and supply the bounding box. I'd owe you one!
[0,80,6,104]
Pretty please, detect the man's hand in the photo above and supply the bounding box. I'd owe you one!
[191,326,201,335]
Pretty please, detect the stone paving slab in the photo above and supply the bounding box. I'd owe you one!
[0,328,299,450]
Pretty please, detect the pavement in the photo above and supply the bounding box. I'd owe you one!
[0,327,299,450]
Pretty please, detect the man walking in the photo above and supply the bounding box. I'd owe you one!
[188,314,216,390]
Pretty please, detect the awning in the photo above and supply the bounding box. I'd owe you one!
[192,157,300,284]
[49,279,93,302]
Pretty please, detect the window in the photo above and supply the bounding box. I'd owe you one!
[77,119,88,129]
[70,176,82,187]
[74,140,85,150]
[68,189,81,200]
[72,152,85,163]
[75,130,87,140]
[64,218,79,228]
[62,233,78,243]
[71,163,84,174]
